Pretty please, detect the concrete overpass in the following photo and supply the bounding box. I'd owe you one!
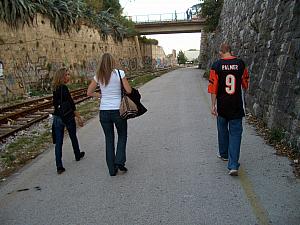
[131,14,207,68]
[134,19,206,35]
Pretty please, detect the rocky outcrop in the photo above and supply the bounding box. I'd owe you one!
[202,0,300,150]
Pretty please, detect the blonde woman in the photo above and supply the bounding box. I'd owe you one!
[87,53,132,176]
[52,68,85,174]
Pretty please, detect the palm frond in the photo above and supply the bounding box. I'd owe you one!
[0,0,36,29]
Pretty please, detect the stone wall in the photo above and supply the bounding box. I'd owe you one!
[140,44,171,69]
[0,14,140,101]
[202,0,300,150]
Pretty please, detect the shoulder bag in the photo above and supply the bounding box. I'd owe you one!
[118,70,138,119]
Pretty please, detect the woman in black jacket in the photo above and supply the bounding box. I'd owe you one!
[52,68,85,174]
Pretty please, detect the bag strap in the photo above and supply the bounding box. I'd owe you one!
[117,69,125,97]
[60,85,63,107]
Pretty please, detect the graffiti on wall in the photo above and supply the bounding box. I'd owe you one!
[119,57,138,71]
[142,56,158,69]
[9,54,62,93]
[0,52,101,101]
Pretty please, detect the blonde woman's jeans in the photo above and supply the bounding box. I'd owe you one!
[99,110,128,175]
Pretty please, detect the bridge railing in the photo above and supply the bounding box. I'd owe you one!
[127,12,199,24]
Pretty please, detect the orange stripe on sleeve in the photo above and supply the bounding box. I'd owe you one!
[242,68,249,90]
[208,69,218,94]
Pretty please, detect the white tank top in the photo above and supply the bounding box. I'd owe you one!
[94,69,125,110]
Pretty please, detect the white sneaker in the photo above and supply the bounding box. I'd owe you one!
[217,154,228,161]
[228,169,238,176]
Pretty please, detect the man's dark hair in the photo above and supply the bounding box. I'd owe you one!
[220,43,232,54]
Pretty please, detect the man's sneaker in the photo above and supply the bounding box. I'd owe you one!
[76,152,85,161]
[228,169,238,176]
[57,167,65,174]
[117,165,128,173]
[217,154,228,161]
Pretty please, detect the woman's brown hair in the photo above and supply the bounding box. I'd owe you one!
[52,67,68,90]
[96,53,116,86]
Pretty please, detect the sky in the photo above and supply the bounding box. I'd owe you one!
[119,0,202,55]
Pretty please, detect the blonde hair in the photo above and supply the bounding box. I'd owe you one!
[52,67,68,89]
[96,53,116,86]
[219,42,232,54]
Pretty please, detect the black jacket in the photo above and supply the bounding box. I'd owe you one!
[52,84,76,118]
[127,88,147,116]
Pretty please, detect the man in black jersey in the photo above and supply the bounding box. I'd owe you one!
[208,43,249,176]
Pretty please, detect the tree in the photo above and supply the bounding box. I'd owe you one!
[102,0,122,18]
[201,0,223,32]
[84,0,103,13]
[177,50,187,65]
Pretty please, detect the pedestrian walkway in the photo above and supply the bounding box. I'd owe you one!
[0,68,299,225]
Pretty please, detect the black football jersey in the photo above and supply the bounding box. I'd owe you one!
[211,57,247,119]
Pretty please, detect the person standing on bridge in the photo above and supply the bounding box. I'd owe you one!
[186,9,190,20]
[189,9,192,20]
[52,68,85,174]
[208,43,249,176]
[87,53,132,176]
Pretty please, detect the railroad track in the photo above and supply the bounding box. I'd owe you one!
[0,68,173,142]
[0,88,91,142]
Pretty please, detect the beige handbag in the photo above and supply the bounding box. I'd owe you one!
[120,95,138,119]
[118,70,138,119]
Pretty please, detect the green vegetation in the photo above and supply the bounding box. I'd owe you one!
[177,50,187,65]
[203,69,210,79]
[0,0,135,41]
[200,0,224,32]
[0,132,52,173]
[67,83,88,90]
[269,128,285,143]
[0,99,99,179]
[129,74,157,87]
[84,0,103,13]
[138,36,159,45]
[102,0,122,18]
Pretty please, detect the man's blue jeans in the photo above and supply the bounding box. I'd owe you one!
[53,116,81,168]
[99,110,127,175]
[217,116,243,170]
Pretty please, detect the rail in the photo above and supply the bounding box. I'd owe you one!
[0,88,92,142]
[0,68,174,142]
[127,12,201,24]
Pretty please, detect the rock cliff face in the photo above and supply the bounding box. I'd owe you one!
[202,0,300,150]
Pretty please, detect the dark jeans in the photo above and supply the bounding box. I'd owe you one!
[99,110,127,175]
[53,115,81,168]
[217,116,243,170]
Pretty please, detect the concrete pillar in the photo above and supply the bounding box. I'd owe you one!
[198,31,207,69]
[134,36,144,69]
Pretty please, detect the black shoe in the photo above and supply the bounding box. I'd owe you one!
[76,152,85,161]
[110,167,118,176]
[57,167,65,174]
[117,165,128,173]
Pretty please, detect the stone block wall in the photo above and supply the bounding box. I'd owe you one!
[0,14,140,101]
[202,0,300,150]
[140,43,170,69]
